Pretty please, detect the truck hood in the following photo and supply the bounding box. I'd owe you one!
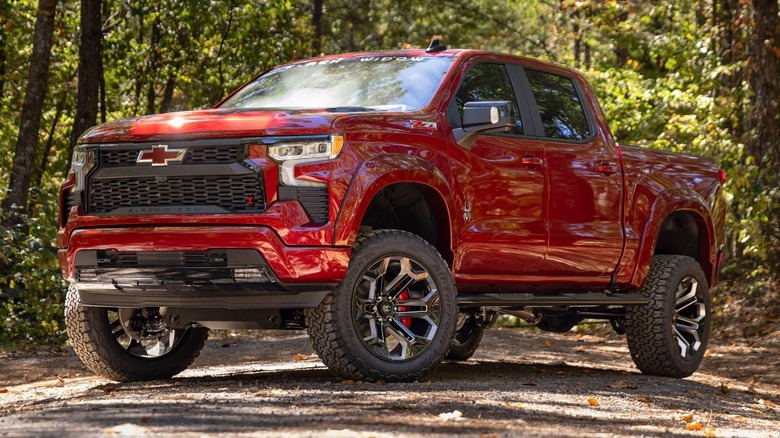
[78,108,338,144]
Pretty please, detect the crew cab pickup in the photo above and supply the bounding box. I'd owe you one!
[59,45,727,382]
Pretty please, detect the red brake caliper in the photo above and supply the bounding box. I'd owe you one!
[398,290,412,328]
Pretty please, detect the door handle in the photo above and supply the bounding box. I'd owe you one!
[521,156,544,167]
[597,162,617,175]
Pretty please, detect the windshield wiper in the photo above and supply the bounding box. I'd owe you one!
[324,106,379,113]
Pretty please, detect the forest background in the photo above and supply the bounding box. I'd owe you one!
[0,0,778,345]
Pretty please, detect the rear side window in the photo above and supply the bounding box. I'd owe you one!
[525,69,591,141]
[450,63,524,135]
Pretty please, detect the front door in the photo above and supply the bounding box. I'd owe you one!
[448,62,548,277]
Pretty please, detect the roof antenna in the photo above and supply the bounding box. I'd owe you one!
[426,37,447,53]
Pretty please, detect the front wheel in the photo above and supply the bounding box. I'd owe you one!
[625,255,711,378]
[306,230,458,382]
[65,285,209,382]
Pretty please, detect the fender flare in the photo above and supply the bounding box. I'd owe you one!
[628,186,716,289]
[333,153,456,248]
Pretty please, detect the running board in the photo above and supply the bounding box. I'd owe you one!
[458,292,649,307]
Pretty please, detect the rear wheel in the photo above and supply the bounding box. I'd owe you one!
[625,255,711,378]
[65,285,208,382]
[306,230,457,382]
[446,310,489,361]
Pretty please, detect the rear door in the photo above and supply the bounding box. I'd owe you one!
[522,68,624,279]
[447,61,548,277]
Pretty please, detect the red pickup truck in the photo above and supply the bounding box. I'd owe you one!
[59,46,727,383]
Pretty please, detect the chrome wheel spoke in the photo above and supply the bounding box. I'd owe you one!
[670,277,706,358]
[109,308,184,359]
[353,255,441,362]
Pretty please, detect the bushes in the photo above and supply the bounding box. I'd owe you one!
[0,198,67,347]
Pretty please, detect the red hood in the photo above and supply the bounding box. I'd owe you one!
[78,109,337,144]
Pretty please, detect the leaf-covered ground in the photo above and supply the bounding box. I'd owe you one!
[1,328,778,437]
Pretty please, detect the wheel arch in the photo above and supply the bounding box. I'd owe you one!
[333,154,456,266]
[629,188,716,289]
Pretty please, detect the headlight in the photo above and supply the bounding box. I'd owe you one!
[71,147,95,192]
[268,135,344,162]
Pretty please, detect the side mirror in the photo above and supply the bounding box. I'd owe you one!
[462,101,516,133]
[454,101,517,150]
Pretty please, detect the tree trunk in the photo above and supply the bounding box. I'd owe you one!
[0,0,8,100]
[145,14,160,114]
[747,0,780,279]
[312,0,323,56]
[32,76,72,195]
[1,0,59,217]
[159,73,176,113]
[70,0,103,149]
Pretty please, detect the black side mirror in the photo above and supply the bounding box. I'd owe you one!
[462,101,516,133]
[455,101,516,149]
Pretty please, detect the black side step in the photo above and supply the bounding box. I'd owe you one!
[458,293,649,307]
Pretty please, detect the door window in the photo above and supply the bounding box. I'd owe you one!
[525,70,591,141]
[450,63,524,135]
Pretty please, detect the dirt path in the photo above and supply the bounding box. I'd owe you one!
[1,328,779,437]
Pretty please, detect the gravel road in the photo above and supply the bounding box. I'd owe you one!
[1,328,778,437]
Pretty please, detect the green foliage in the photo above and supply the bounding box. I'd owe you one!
[0,193,67,347]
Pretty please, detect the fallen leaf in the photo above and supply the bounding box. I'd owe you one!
[56,375,65,383]
[505,401,524,409]
[0,388,8,394]
[575,333,584,339]
[757,398,778,409]
[686,420,703,431]
[679,413,695,422]
[587,397,600,406]
[438,410,464,421]
[340,379,363,386]
[575,346,587,353]
[293,353,306,362]
[704,426,718,437]
[140,417,150,423]
[543,340,553,347]
[688,390,706,398]
[636,396,650,404]
[102,386,120,394]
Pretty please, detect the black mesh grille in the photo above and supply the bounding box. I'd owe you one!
[100,146,241,167]
[87,175,264,214]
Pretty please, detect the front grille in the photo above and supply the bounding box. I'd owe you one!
[86,140,266,216]
[87,175,264,214]
[100,145,241,167]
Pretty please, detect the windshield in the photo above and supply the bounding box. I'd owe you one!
[220,56,454,112]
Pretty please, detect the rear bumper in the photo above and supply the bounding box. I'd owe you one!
[59,226,350,308]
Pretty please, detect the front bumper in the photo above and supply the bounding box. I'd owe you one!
[59,226,350,309]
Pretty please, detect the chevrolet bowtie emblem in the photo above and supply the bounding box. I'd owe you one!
[136,145,186,166]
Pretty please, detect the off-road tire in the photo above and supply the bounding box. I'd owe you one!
[445,312,485,361]
[65,285,209,382]
[306,230,458,382]
[625,255,711,378]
